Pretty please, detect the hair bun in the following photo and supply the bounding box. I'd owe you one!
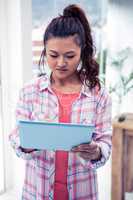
[63,4,82,18]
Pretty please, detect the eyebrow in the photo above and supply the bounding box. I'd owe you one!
[49,50,76,54]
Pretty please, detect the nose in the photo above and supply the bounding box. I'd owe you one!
[57,56,67,67]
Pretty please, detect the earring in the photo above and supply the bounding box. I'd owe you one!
[77,60,82,71]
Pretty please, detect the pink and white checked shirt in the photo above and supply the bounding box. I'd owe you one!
[9,74,112,200]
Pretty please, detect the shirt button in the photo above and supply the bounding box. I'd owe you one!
[51,184,54,190]
[50,158,54,164]
[68,185,72,190]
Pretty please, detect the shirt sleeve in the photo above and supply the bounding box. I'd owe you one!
[91,89,112,169]
[9,88,39,160]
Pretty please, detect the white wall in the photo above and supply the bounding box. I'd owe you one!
[107,2,133,51]
[0,0,32,197]
[97,2,133,200]
[0,0,6,192]
[106,2,133,116]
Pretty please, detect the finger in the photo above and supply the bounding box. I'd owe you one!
[79,143,97,150]
[71,147,98,154]
[72,150,97,156]
[72,141,96,149]
[79,152,96,160]
[71,146,80,151]
[78,145,98,152]
[72,143,91,150]
[79,148,101,160]
[79,141,97,147]
[71,142,99,153]
[79,153,92,160]
[71,149,80,152]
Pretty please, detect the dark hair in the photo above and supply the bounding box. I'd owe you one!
[39,4,100,90]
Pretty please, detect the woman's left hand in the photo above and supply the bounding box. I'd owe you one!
[71,141,101,161]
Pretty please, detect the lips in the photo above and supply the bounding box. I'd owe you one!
[56,68,68,71]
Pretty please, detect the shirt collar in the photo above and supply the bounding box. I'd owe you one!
[38,74,51,91]
[80,83,92,98]
[38,73,92,97]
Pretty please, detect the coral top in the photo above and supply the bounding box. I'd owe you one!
[53,89,79,200]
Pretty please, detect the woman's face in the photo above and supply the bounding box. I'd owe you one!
[45,35,81,81]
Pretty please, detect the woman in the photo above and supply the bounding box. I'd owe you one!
[9,4,112,200]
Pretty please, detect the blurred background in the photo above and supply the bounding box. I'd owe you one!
[0,0,133,200]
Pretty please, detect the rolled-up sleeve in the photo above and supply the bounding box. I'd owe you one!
[9,88,39,160]
[91,89,112,169]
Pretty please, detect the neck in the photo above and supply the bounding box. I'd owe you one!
[51,72,81,87]
[50,72,82,93]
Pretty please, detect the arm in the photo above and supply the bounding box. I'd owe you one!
[9,88,39,160]
[72,89,112,169]
[92,90,112,168]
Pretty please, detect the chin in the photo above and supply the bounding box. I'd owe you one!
[55,72,69,79]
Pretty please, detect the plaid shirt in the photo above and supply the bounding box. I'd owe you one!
[9,75,112,200]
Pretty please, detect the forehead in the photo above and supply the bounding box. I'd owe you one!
[45,36,81,53]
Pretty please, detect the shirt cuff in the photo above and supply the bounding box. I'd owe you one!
[10,138,40,160]
[91,142,111,169]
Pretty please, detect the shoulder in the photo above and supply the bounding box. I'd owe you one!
[93,85,110,98]
[92,85,112,107]
[19,75,49,97]
[20,76,40,96]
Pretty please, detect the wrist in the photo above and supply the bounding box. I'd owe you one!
[92,146,102,161]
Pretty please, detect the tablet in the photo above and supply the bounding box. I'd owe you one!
[19,120,94,151]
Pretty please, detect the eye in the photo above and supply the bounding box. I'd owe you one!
[50,55,58,58]
[66,55,75,59]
